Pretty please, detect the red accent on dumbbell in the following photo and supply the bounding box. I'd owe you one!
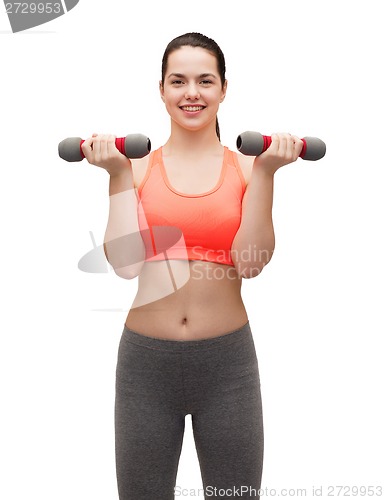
[79,140,86,158]
[116,137,126,156]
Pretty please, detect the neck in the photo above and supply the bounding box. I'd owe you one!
[163,119,222,157]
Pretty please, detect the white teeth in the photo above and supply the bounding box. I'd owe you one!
[181,106,204,111]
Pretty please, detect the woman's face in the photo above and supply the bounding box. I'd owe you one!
[160,45,227,133]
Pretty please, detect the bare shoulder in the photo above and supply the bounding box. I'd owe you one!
[130,156,150,190]
[233,151,255,187]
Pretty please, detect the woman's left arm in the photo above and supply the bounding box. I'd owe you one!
[231,133,303,278]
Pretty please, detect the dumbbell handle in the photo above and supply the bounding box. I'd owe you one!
[58,134,151,162]
[236,131,326,161]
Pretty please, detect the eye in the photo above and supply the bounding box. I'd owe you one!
[171,80,184,85]
[200,80,213,85]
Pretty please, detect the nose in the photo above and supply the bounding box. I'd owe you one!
[185,84,200,100]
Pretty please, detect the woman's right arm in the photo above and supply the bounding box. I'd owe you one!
[81,134,146,279]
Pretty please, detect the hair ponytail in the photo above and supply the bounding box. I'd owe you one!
[215,117,220,141]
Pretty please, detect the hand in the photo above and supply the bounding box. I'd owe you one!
[254,133,303,175]
[81,133,131,176]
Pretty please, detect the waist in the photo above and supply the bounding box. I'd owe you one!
[126,260,248,340]
[121,320,252,351]
[132,259,242,308]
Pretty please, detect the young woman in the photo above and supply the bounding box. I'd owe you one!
[81,33,303,500]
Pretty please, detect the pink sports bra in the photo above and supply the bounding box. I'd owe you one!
[137,146,246,267]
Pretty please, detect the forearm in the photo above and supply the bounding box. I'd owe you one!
[104,169,146,279]
[231,162,275,278]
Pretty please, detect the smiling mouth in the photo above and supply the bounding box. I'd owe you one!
[180,105,206,112]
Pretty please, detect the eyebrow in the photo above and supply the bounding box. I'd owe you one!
[167,73,217,79]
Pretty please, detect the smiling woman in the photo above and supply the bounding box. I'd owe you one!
[160,33,227,140]
[159,45,227,139]
[80,31,304,500]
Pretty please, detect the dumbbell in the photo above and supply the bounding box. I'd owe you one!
[58,134,151,162]
[236,131,326,161]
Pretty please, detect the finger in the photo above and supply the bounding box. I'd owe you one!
[100,134,111,160]
[270,133,280,153]
[81,136,95,159]
[286,133,298,158]
[106,134,117,157]
[276,133,289,156]
[292,135,304,158]
[286,133,296,157]
[279,134,288,156]
[95,134,108,160]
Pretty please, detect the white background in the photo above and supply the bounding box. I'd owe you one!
[1,0,383,498]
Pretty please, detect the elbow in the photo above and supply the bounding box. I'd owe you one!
[232,247,275,279]
[103,242,145,280]
[237,263,264,279]
[113,264,143,280]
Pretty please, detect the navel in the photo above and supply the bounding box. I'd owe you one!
[181,317,188,325]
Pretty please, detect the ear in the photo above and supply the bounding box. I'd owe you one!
[159,80,165,101]
[220,79,228,103]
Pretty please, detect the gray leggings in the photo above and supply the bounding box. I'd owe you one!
[115,321,264,499]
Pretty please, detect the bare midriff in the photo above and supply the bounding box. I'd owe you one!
[125,259,248,341]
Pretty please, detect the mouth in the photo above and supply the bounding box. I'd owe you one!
[179,105,206,113]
